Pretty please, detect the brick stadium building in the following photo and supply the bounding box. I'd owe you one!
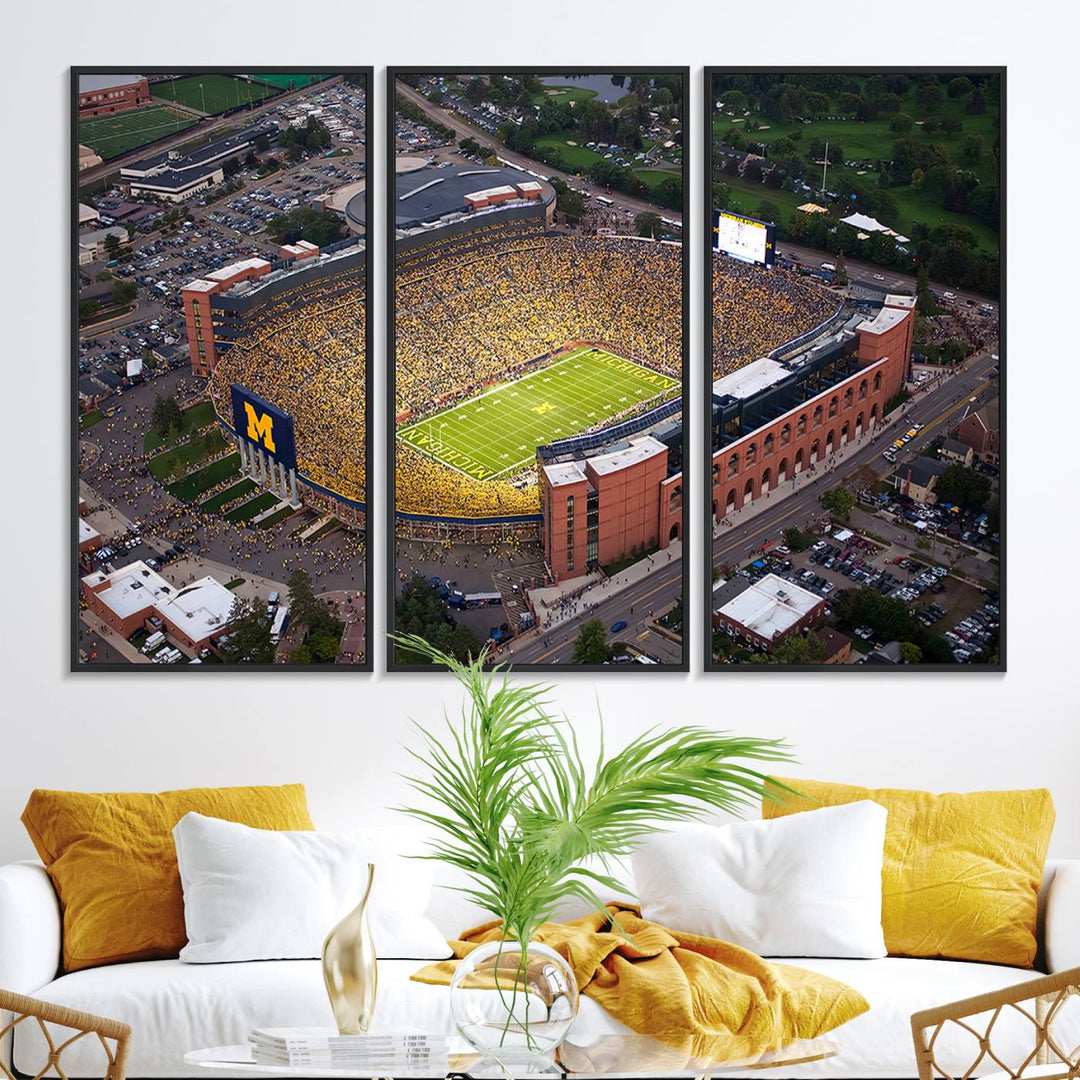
[711,295,915,519]
[78,74,151,118]
[182,258,274,376]
[539,425,683,582]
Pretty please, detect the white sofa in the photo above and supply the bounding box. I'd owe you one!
[2,849,1078,1080]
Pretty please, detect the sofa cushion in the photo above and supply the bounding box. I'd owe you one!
[763,778,1055,967]
[633,804,888,959]
[17,956,1078,1078]
[21,785,314,972]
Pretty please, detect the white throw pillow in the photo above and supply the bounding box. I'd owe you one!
[173,812,451,962]
[632,801,887,958]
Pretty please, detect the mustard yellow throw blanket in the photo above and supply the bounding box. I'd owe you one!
[413,904,868,1066]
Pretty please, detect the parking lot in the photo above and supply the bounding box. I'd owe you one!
[724,524,996,663]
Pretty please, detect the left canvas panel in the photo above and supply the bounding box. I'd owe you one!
[73,70,372,670]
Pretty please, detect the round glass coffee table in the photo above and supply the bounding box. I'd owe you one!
[186,1032,838,1078]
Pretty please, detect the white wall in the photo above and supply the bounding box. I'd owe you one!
[1,2,1077,867]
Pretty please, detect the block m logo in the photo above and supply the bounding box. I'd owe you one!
[243,402,276,453]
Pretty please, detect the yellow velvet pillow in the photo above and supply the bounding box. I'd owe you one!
[763,778,1054,967]
[22,784,314,972]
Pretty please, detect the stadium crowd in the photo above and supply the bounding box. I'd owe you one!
[712,256,836,379]
[209,264,368,505]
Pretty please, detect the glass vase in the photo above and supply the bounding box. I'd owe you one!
[321,862,377,1034]
[449,939,578,1070]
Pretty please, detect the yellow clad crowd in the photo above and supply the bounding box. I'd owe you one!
[395,223,682,520]
[209,267,368,505]
[712,256,836,379]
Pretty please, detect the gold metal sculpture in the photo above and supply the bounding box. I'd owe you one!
[321,862,377,1035]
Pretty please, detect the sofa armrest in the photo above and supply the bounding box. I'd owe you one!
[1045,859,1080,973]
[0,861,60,994]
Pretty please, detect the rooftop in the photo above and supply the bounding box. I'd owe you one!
[390,164,555,229]
[858,306,909,335]
[156,576,237,642]
[712,357,791,400]
[587,435,668,476]
[542,461,587,488]
[82,561,174,621]
[79,518,100,545]
[79,74,144,94]
[717,573,821,640]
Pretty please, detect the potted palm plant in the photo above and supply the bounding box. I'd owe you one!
[395,635,792,1068]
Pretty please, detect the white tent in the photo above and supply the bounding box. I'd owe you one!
[126,358,143,378]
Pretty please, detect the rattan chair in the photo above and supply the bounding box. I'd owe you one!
[0,990,131,1080]
[911,966,1080,1080]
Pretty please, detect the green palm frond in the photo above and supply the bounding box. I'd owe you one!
[392,636,794,943]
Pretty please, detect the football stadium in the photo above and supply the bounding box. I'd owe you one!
[391,165,683,537]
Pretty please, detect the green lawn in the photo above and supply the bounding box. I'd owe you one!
[529,85,599,107]
[79,105,198,160]
[257,506,297,529]
[199,477,258,513]
[252,74,332,90]
[397,347,679,482]
[152,75,279,115]
[143,401,216,453]
[147,429,229,480]
[167,454,241,502]
[635,168,681,192]
[79,410,103,431]
[534,129,604,171]
[225,492,281,523]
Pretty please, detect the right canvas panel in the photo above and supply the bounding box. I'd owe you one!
[706,69,1003,670]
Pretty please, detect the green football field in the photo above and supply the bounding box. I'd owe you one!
[151,75,279,115]
[397,348,679,482]
[79,105,198,160]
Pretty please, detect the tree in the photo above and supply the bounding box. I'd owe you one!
[635,212,661,238]
[782,527,814,553]
[394,578,479,665]
[222,156,241,178]
[267,207,344,247]
[112,279,137,306]
[219,596,276,664]
[834,252,849,286]
[572,619,612,665]
[103,232,123,260]
[959,133,984,164]
[900,642,924,664]
[287,569,321,628]
[947,76,974,99]
[151,394,184,438]
[747,632,827,665]
[936,464,991,510]
[244,148,258,169]
[890,112,914,135]
[820,485,856,522]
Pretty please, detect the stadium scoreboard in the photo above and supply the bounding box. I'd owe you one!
[230,384,297,472]
[713,210,776,268]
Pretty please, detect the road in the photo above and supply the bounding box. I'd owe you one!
[778,241,999,311]
[711,350,1000,574]
[507,554,684,665]
[79,76,344,185]
[394,81,682,225]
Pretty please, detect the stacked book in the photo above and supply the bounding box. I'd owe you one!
[249,1028,449,1072]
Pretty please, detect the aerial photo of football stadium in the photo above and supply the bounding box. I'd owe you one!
[73,69,371,668]
[387,69,688,669]
[706,69,1002,669]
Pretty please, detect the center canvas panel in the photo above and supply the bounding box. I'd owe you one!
[388,70,688,670]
